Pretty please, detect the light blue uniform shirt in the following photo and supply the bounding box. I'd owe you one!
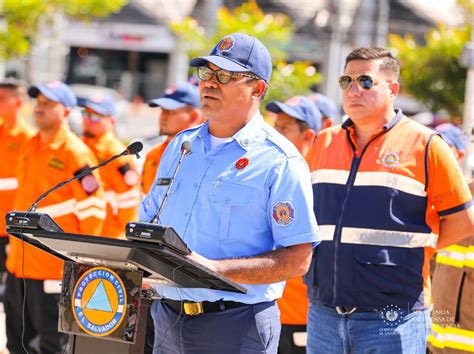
[140,114,320,303]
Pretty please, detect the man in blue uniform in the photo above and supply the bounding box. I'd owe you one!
[140,33,320,353]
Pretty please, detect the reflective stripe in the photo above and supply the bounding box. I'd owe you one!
[75,207,106,220]
[466,250,474,269]
[429,324,474,352]
[436,245,468,268]
[354,171,426,197]
[341,227,438,248]
[37,198,76,218]
[0,177,19,191]
[319,225,336,241]
[117,189,140,201]
[76,196,106,211]
[117,199,139,209]
[311,169,349,185]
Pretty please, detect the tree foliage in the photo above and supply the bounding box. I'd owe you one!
[171,0,322,105]
[0,0,127,59]
[388,0,472,118]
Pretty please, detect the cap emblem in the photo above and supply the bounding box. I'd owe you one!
[217,36,235,52]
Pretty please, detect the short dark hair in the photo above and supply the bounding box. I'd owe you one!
[0,78,27,97]
[345,47,400,79]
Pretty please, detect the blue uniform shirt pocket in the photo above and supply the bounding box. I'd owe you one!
[200,182,255,239]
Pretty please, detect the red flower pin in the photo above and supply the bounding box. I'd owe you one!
[235,157,249,170]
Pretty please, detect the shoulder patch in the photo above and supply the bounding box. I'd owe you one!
[272,201,295,226]
[74,165,99,194]
[118,163,139,186]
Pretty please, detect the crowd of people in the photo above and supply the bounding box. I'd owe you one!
[0,32,472,354]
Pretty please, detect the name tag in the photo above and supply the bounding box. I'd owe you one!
[156,178,171,186]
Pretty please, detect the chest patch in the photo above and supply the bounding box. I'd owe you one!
[380,152,400,168]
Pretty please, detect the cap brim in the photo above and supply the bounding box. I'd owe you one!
[78,100,108,115]
[190,55,250,73]
[28,85,59,103]
[266,101,304,122]
[148,98,187,110]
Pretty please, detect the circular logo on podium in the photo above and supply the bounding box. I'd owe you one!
[72,267,127,337]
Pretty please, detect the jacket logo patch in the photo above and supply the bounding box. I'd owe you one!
[380,152,400,168]
[48,157,66,171]
[272,201,295,226]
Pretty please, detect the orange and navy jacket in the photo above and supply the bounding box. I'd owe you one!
[304,111,473,310]
[141,137,170,194]
[6,124,106,280]
[84,131,140,238]
[0,120,34,237]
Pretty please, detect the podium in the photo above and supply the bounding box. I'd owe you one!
[6,211,246,353]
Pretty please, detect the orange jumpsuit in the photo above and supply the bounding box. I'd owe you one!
[0,119,34,237]
[6,124,106,280]
[84,131,140,238]
[141,138,170,194]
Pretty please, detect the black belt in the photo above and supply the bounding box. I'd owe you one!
[163,299,249,316]
[325,305,379,315]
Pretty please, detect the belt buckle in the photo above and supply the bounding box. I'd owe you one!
[335,306,357,315]
[183,302,204,316]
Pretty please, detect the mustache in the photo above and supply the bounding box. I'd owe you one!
[201,88,221,99]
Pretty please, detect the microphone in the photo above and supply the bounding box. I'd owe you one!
[150,140,192,224]
[28,141,144,212]
[127,141,143,159]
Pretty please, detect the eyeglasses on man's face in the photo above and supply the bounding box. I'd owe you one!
[82,110,105,122]
[197,66,260,84]
[338,75,381,91]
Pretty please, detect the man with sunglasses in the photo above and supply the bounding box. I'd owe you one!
[140,33,319,353]
[141,81,202,194]
[80,95,140,238]
[304,47,473,353]
[5,81,106,353]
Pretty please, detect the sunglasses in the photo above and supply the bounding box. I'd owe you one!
[197,66,259,84]
[338,75,378,91]
[82,110,105,122]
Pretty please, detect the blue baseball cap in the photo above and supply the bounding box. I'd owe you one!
[189,33,272,83]
[308,93,337,119]
[148,81,200,110]
[28,81,77,108]
[435,123,467,152]
[266,95,322,132]
[78,95,117,116]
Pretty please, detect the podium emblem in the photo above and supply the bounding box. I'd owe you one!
[72,266,127,337]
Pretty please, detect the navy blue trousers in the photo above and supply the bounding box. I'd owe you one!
[151,300,281,354]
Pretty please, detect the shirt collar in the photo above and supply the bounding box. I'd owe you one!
[342,108,403,132]
[36,123,69,150]
[196,111,265,151]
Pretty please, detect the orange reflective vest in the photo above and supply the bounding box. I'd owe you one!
[6,124,106,280]
[305,112,472,309]
[141,138,170,194]
[84,131,140,238]
[0,120,34,237]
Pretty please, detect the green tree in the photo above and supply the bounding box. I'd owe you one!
[388,6,471,117]
[171,0,322,105]
[0,0,127,59]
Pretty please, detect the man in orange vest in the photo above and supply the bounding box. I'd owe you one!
[141,81,202,194]
[0,79,34,297]
[80,95,140,238]
[428,123,474,353]
[4,81,106,353]
[305,47,473,353]
[266,95,322,353]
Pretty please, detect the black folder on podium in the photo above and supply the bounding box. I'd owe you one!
[6,211,246,353]
[6,211,246,293]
